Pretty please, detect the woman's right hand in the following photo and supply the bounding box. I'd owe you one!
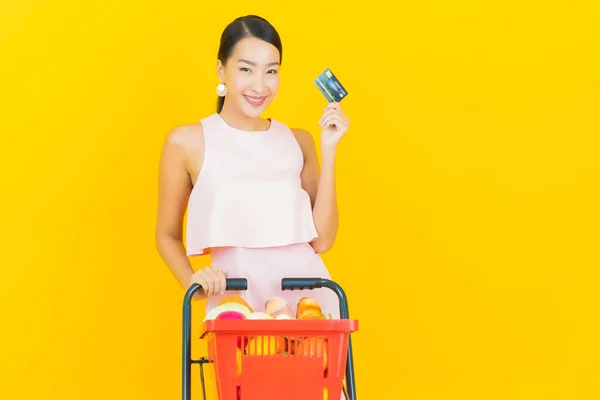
[189,266,229,299]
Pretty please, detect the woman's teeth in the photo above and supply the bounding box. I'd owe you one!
[244,95,266,107]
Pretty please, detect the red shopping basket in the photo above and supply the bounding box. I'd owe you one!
[182,278,359,400]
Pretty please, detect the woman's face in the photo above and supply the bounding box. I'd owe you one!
[217,37,281,118]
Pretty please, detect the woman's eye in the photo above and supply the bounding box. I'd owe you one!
[268,69,278,74]
[240,67,251,72]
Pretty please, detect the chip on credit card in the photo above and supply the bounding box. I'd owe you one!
[314,68,348,103]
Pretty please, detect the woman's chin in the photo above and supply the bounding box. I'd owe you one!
[240,100,271,118]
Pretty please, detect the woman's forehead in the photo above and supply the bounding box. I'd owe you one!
[231,37,281,64]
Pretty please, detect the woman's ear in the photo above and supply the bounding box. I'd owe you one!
[216,59,225,82]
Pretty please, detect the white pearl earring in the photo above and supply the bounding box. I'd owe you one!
[216,81,227,97]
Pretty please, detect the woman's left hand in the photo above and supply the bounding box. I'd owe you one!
[318,102,350,153]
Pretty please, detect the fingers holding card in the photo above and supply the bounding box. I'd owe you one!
[314,68,350,151]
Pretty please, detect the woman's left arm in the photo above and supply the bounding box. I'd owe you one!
[293,102,350,254]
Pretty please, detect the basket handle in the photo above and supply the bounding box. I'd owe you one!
[281,278,357,400]
[224,278,248,291]
[182,278,248,400]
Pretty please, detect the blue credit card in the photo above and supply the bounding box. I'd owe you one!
[314,68,348,102]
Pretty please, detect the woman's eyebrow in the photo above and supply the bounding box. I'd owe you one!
[237,59,280,67]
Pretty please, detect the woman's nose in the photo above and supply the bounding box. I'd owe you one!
[251,75,266,93]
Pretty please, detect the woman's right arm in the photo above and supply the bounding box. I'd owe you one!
[155,126,196,293]
[155,125,228,300]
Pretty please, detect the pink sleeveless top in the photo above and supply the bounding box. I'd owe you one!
[185,113,319,256]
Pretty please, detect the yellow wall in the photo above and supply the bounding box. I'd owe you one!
[1,1,599,399]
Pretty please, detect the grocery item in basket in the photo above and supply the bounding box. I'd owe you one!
[296,297,325,319]
[264,297,294,319]
[297,308,324,319]
[296,336,328,371]
[215,311,246,320]
[236,348,242,378]
[204,302,252,321]
[218,295,254,312]
[247,311,274,320]
[246,335,283,356]
[283,337,299,355]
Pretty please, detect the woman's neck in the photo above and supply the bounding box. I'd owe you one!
[219,104,270,132]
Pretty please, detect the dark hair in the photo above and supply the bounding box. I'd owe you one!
[216,15,283,113]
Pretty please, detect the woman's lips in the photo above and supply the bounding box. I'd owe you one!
[244,95,267,107]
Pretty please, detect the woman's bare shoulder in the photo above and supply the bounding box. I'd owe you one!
[163,121,204,150]
[160,121,206,185]
[290,126,311,138]
[290,127,317,155]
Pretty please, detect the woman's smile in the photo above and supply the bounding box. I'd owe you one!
[243,94,267,107]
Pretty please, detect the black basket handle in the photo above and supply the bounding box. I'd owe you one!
[182,277,357,400]
[182,278,247,400]
[282,278,357,400]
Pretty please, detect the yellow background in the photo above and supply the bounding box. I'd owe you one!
[1,1,599,399]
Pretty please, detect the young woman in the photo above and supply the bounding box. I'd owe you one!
[156,15,350,319]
